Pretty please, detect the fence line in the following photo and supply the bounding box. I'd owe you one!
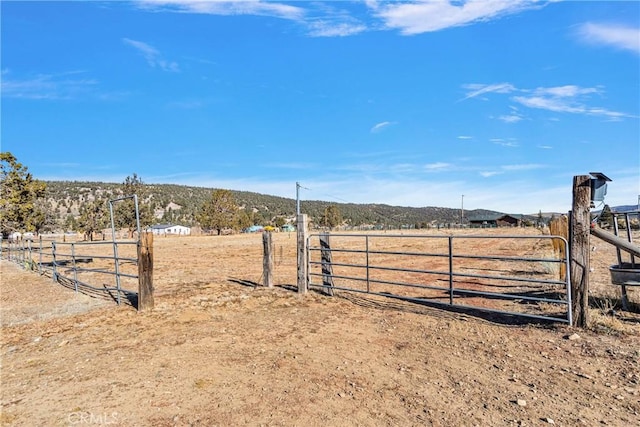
[1,237,139,306]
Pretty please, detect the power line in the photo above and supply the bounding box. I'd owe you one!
[297,183,350,204]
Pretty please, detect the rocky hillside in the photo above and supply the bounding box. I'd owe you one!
[44,180,520,230]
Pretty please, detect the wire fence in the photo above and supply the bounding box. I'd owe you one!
[1,236,139,306]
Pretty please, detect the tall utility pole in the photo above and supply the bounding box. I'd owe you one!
[461,194,464,225]
[296,182,301,215]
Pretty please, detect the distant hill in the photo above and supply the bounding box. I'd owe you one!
[43,180,536,230]
[611,205,640,214]
[592,205,639,215]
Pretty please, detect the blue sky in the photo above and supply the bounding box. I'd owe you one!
[2,0,639,214]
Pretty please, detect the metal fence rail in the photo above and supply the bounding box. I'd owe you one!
[1,237,139,305]
[307,233,572,323]
[611,210,639,267]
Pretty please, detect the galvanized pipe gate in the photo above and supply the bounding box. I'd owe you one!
[306,232,572,323]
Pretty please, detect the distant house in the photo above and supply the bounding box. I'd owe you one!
[244,225,264,233]
[468,214,522,228]
[499,215,522,227]
[148,224,191,236]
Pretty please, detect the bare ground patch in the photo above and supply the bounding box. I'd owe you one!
[1,261,111,327]
[1,231,639,426]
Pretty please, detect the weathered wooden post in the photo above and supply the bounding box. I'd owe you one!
[549,215,569,281]
[297,214,308,294]
[263,231,274,287]
[320,232,334,296]
[570,175,591,327]
[138,231,154,311]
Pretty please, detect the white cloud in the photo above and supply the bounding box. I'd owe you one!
[371,0,547,35]
[514,95,582,114]
[0,71,98,100]
[136,0,371,37]
[307,21,367,37]
[463,82,633,120]
[498,114,523,123]
[370,121,396,133]
[577,22,640,55]
[512,93,629,119]
[133,0,559,39]
[480,171,502,178]
[123,38,180,72]
[533,85,601,98]
[461,82,515,101]
[490,138,518,148]
[136,0,552,38]
[457,135,473,140]
[424,162,452,171]
[136,0,304,21]
[304,2,369,37]
[390,163,418,173]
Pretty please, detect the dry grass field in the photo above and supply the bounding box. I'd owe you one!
[1,228,639,426]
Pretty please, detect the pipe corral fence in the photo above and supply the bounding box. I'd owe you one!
[1,235,140,306]
[0,194,150,308]
[306,232,572,324]
[604,210,640,310]
[610,210,639,268]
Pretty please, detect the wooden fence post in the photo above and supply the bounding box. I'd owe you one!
[570,175,591,327]
[297,214,308,294]
[263,231,274,287]
[138,232,154,311]
[320,232,334,296]
[549,215,569,281]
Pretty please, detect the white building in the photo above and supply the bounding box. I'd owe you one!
[148,224,191,236]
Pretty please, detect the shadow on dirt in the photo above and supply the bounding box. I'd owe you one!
[228,278,302,294]
[226,276,561,327]
[338,291,561,327]
[41,269,137,308]
[228,278,261,288]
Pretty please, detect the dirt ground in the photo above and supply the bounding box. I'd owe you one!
[1,229,639,426]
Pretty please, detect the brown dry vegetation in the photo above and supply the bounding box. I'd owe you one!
[1,228,639,426]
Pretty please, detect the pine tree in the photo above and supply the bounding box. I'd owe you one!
[114,173,154,237]
[235,210,253,231]
[321,205,343,230]
[0,152,47,235]
[77,199,108,241]
[197,189,239,235]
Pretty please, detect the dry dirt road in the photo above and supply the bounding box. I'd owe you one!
[1,231,639,426]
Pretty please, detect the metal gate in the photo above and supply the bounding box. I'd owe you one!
[307,232,571,323]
